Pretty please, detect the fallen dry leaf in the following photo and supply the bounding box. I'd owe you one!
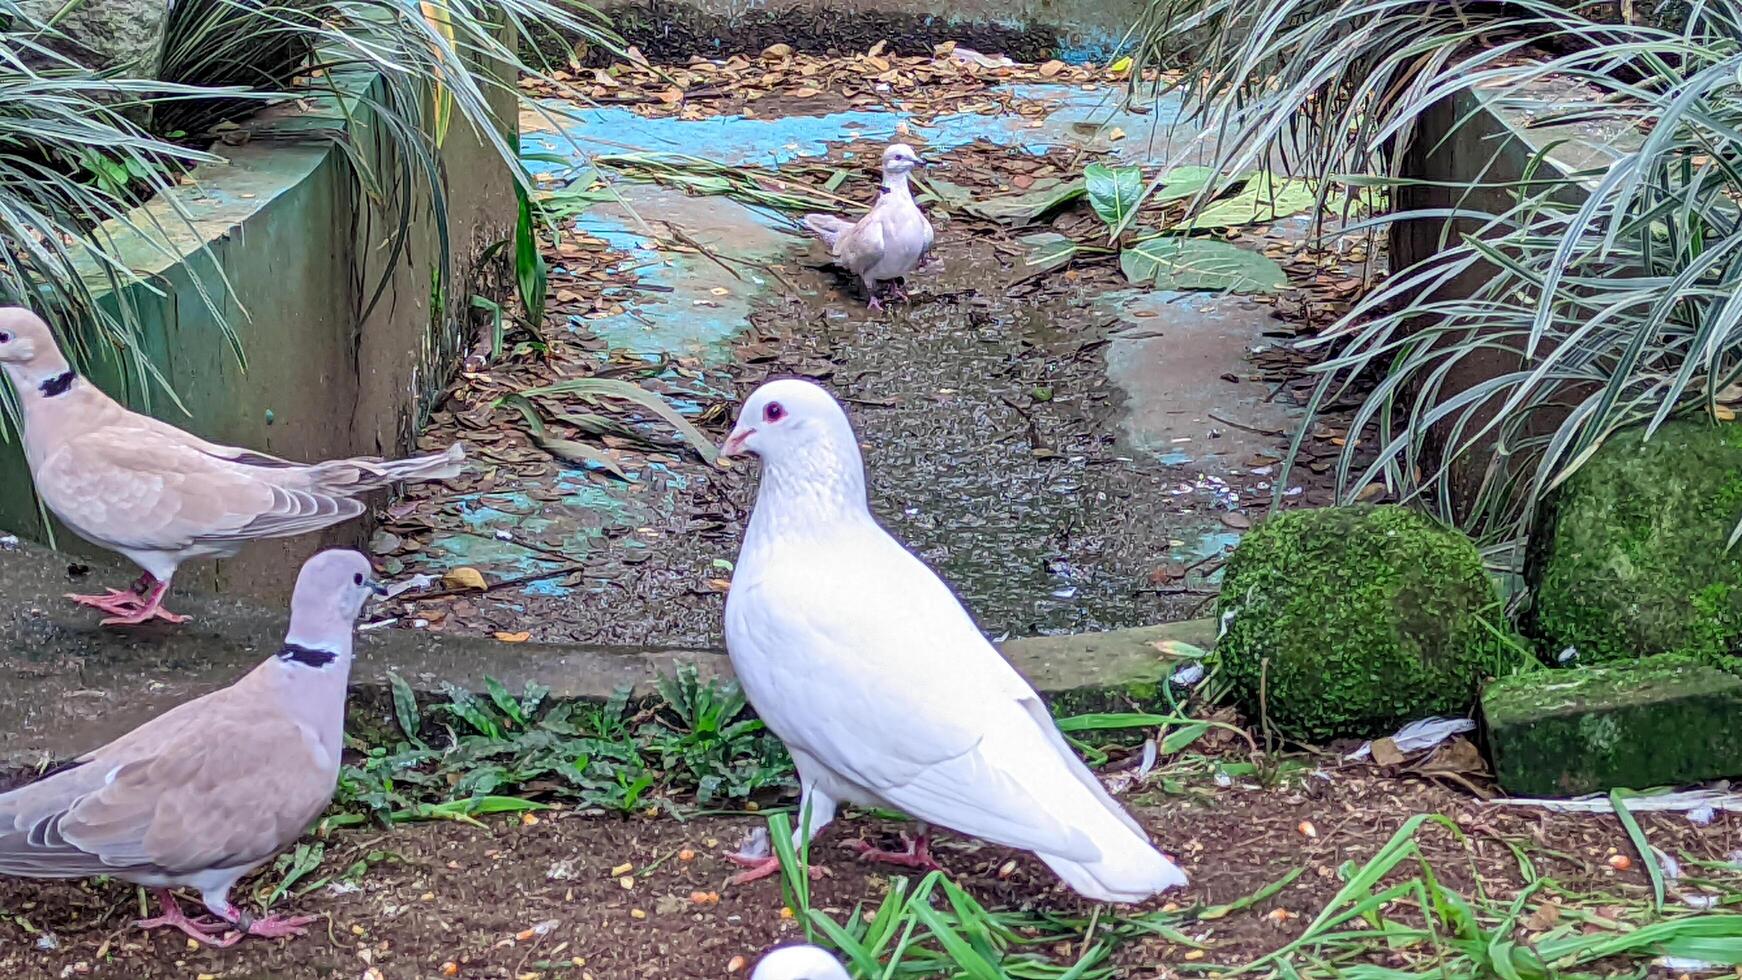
[494,631,531,643]
[442,566,488,591]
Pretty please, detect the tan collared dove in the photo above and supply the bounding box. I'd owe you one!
[718,379,1188,903]
[0,549,383,946]
[0,307,465,626]
[801,143,934,310]
[752,944,852,980]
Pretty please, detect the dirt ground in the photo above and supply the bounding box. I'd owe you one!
[2,763,1727,979]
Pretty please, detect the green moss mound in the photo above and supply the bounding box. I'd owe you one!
[1529,419,1742,664]
[1216,505,1511,741]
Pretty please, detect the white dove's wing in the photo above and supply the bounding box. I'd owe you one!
[729,527,1116,862]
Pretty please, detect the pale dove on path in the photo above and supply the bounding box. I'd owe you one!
[0,549,384,945]
[752,944,852,980]
[801,143,934,310]
[0,307,465,626]
[718,379,1188,904]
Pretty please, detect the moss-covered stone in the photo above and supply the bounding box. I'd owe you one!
[1483,660,1742,796]
[1215,505,1514,741]
[1528,419,1742,664]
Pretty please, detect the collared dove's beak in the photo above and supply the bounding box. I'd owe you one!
[366,578,389,596]
[720,427,754,459]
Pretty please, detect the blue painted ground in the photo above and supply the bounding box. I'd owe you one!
[400,78,1297,639]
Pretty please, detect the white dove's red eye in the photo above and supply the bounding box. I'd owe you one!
[764,402,786,423]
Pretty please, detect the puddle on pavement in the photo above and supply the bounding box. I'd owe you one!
[388,79,1321,647]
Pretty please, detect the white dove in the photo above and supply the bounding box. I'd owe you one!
[0,549,384,946]
[801,143,934,310]
[752,944,852,980]
[0,307,465,626]
[719,379,1188,904]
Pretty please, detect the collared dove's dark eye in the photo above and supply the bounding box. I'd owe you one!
[764,401,786,423]
[353,573,364,585]
[0,332,11,343]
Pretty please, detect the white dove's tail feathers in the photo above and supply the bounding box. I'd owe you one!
[1014,697,1188,903]
[1035,824,1188,904]
[801,214,853,249]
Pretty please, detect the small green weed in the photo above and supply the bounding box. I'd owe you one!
[334,666,794,825]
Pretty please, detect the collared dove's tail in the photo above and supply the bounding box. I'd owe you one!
[801,214,854,250]
[369,442,466,483]
[289,442,466,500]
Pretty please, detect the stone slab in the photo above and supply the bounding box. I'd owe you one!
[1483,661,1742,797]
[0,542,1213,766]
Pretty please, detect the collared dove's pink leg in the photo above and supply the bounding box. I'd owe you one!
[136,889,240,947]
[241,914,321,939]
[96,577,188,626]
[209,896,320,941]
[724,852,826,886]
[851,829,942,871]
[69,571,163,618]
[66,588,146,616]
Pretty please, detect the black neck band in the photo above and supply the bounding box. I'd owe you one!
[278,643,338,668]
[39,371,74,397]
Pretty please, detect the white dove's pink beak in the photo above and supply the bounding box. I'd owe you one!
[720,426,755,458]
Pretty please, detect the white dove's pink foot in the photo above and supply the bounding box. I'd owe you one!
[136,889,240,947]
[866,294,885,312]
[851,832,941,871]
[889,283,909,302]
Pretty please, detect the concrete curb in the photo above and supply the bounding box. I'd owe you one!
[0,543,1214,765]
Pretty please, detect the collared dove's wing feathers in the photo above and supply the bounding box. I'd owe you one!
[834,216,888,279]
[30,387,464,555]
[0,667,334,880]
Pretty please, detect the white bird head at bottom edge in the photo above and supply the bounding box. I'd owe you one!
[750,944,853,980]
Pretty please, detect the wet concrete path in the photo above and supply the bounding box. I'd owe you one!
[376,72,1325,647]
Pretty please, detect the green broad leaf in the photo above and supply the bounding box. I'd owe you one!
[1150,165,1221,205]
[915,175,974,210]
[1017,231,1081,274]
[1172,174,1318,230]
[1121,237,1288,293]
[1084,163,1144,235]
[963,177,1085,225]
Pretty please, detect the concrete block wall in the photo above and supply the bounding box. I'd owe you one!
[0,72,516,600]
